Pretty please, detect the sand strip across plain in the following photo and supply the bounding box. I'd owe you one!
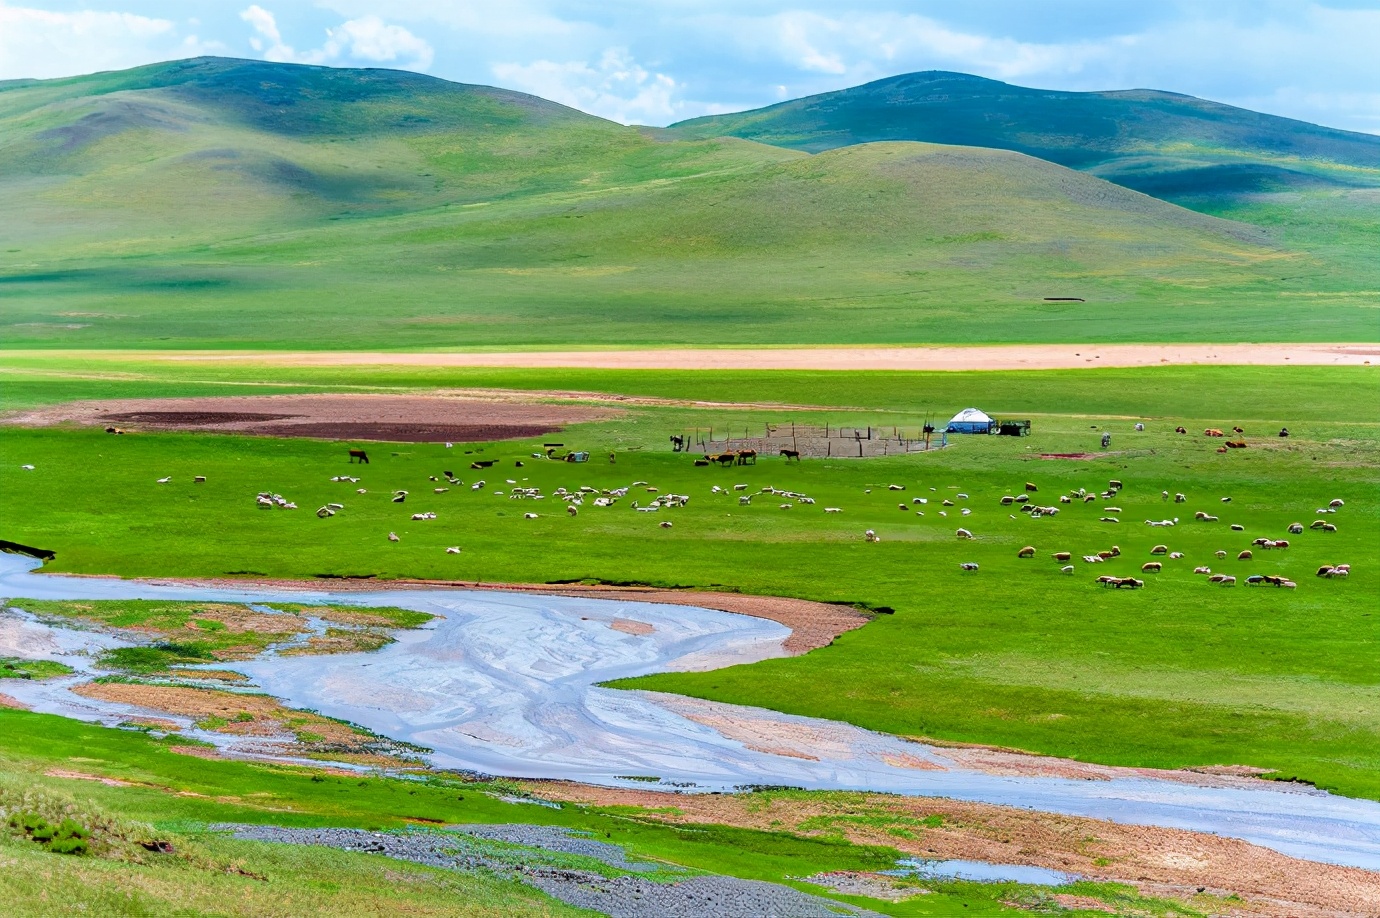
[145,343,1380,371]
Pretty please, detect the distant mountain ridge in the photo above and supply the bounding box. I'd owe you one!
[669,71,1380,202]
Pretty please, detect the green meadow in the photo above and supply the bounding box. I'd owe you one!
[3,360,1376,801]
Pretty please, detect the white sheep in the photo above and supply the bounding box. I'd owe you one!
[955,528,974,540]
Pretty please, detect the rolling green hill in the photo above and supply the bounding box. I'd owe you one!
[0,57,1374,349]
[668,70,1380,202]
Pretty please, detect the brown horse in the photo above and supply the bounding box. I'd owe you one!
[348,449,370,464]
[735,449,757,466]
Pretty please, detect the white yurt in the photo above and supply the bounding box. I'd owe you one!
[946,407,994,434]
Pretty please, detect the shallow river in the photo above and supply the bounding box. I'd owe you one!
[2,553,1378,871]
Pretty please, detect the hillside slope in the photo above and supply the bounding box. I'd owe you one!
[0,58,1371,348]
[669,71,1380,201]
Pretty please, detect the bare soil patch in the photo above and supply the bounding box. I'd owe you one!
[528,782,1380,917]
[609,618,655,636]
[0,692,27,710]
[156,343,1380,371]
[7,394,619,443]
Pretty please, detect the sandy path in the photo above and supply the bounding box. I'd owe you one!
[531,781,1380,917]
[148,343,1379,371]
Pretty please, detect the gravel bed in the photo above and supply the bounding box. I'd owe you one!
[218,823,880,917]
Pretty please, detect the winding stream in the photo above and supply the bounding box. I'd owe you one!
[2,553,1379,872]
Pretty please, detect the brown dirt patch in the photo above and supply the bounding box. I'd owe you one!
[526,782,1380,917]
[0,692,27,710]
[609,618,655,636]
[7,394,619,443]
[147,343,1380,371]
[44,769,135,787]
[278,629,393,656]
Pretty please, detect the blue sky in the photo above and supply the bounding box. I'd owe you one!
[2,1,1378,132]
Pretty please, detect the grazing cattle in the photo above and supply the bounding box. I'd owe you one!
[1175,426,1187,434]
[693,459,710,467]
[960,562,979,571]
[388,532,399,542]
[1052,551,1072,562]
[1238,550,1252,560]
[864,530,880,543]
[1204,429,1224,437]
[1025,482,1038,492]
[1060,565,1074,574]
[1233,426,1244,435]
[1150,544,1167,555]
[1226,441,1247,449]
[470,460,496,469]
[348,449,370,464]
[736,449,758,466]
[955,528,974,540]
[711,452,736,467]
[780,449,801,462]
[1018,546,1036,558]
[1142,562,1162,573]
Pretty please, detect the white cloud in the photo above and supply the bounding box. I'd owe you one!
[0,3,220,80]
[240,5,432,70]
[493,49,680,124]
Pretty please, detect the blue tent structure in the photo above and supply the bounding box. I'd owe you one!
[946,407,994,434]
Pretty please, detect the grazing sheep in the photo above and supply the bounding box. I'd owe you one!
[1194,566,1211,575]
[1330,499,1345,508]
[660,521,673,528]
[1322,522,1338,532]
[942,499,955,507]
[1238,550,1253,560]
[1013,495,1028,504]
[1310,519,1327,530]
[1175,493,1187,503]
[1099,517,1119,523]
[1105,507,1123,514]
[959,562,979,571]
[411,512,436,521]
[825,507,842,513]
[1219,576,1237,586]
[1150,544,1168,555]
[445,546,461,554]
[898,504,909,511]
[1288,523,1304,534]
[1060,565,1074,574]
[388,532,399,542]
[739,495,752,506]
[1169,552,1184,560]
[1142,562,1162,573]
[889,484,905,491]
[1018,546,1036,558]
[524,513,539,520]
[1000,496,1015,505]
[864,530,880,543]
[1109,545,1121,556]
[1134,423,1144,432]
[1216,550,1228,559]
[1052,551,1072,562]
[1083,555,1104,564]
[567,505,578,517]
[1108,480,1123,491]
[955,528,974,540]
[1025,482,1038,492]
[157,477,171,484]
[1083,494,1097,504]
[1176,427,1187,434]
[316,506,335,518]
[434,488,449,494]
[1231,524,1245,531]
[1059,495,1072,504]
[1162,490,1170,500]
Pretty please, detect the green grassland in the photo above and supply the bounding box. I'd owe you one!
[0,710,1197,916]
[2,362,1376,801]
[1,58,1377,349]
[668,70,1380,202]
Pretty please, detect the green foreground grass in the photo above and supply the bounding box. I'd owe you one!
[0,710,1185,917]
[2,361,1377,803]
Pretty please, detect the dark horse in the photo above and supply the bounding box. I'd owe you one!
[780,449,800,462]
[349,449,370,464]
